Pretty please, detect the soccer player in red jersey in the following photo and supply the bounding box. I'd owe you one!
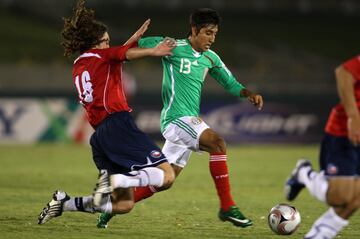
[285,55,360,238]
[38,0,176,225]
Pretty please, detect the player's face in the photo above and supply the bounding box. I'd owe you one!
[97,32,110,49]
[191,24,218,52]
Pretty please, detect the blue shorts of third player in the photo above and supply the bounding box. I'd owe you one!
[320,133,360,176]
[90,111,167,175]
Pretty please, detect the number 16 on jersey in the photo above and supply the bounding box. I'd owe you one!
[75,70,94,104]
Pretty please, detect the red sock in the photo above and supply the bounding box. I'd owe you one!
[134,186,158,202]
[209,153,235,211]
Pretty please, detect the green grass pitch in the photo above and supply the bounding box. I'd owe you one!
[0,144,359,239]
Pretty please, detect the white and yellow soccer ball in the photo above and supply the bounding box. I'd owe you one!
[268,203,301,235]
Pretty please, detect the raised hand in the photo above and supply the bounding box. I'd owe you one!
[124,19,151,45]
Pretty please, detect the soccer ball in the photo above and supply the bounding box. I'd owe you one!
[268,203,301,235]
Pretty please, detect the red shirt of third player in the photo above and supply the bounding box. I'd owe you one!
[325,55,360,137]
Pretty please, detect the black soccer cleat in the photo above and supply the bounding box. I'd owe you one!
[285,159,312,201]
[38,190,70,224]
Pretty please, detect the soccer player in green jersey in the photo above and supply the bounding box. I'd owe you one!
[98,8,263,228]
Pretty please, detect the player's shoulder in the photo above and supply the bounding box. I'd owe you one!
[141,36,164,41]
[175,39,189,47]
[203,49,222,64]
[205,49,221,58]
[73,50,103,65]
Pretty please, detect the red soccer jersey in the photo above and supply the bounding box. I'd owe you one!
[72,43,137,128]
[325,55,360,136]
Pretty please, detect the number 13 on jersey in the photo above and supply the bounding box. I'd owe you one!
[180,58,191,74]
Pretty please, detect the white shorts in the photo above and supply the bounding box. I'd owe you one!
[162,116,209,168]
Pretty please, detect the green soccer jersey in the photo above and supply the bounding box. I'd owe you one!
[138,37,246,132]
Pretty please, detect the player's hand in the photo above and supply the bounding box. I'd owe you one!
[347,116,360,146]
[153,37,176,56]
[241,89,263,110]
[248,93,263,110]
[124,19,151,45]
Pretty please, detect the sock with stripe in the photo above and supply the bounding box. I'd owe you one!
[63,195,112,214]
[63,196,95,213]
[209,153,236,211]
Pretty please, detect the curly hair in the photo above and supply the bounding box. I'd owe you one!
[61,0,108,57]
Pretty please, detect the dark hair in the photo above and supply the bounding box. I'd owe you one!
[188,8,221,36]
[61,0,108,57]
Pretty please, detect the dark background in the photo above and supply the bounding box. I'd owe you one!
[1,0,359,98]
[0,0,359,143]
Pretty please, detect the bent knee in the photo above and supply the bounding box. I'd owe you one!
[209,136,227,153]
[163,170,176,188]
[328,194,351,207]
[160,180,174,191]
[159,163,176,185]
[327,178,358,206]
[112,200,134,214]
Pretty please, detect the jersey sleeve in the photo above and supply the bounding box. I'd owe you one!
[208,53,246,97]
[343,55,360,81]
[101,41,138,62]
[138,36,164,48]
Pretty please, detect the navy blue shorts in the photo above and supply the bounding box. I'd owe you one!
[90,111,167,174]
[319,133,360,176]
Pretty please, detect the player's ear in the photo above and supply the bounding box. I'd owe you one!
[191,26,198,36]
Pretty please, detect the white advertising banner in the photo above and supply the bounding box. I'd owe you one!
[0,98,325,144]
[0,98,92,144]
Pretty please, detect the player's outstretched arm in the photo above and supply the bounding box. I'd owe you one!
[125,37,176,60]
[124,19,151,46]
[240,89,264,110]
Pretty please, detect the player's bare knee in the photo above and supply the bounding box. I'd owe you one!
[327,178,357,206]
[160,180,174,191]
[112,200,134,214]
[209,136,226,153]
[157,162,175,187]
[162,170,175,188]
[327,187,352,206]
[327,193,351,207]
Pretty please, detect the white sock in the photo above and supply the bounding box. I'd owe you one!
[305,207,348,239]
[298,167,328,202]
[63,196,94,213]
[110,167,164,189]
[63,195,112,214]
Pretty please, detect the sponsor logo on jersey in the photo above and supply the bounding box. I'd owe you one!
[326,163,338,175]
[150,150,162,158]
[191,117,202,125]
